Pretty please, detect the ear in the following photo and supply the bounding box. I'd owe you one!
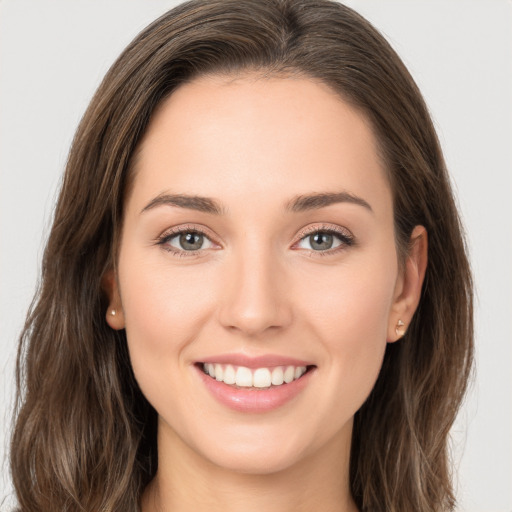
[387,225,428,342]
[102,269,125,330]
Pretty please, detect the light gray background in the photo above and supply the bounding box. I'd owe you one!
[1,1,511,511]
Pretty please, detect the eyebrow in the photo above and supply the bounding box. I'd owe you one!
[141,193,227,215]
[286,191,373,213]
[140,191,373,215]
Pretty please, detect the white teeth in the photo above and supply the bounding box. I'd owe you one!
[235,366,253,387]
[271,367,284,385]
[223,364,236,385]
[202,363,308,388]
[284,366,295,383]
[253,368,272,388]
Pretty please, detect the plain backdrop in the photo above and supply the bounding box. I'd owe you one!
[1,1,511,511]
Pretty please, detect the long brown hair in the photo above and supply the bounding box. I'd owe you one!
[10,1,473,510]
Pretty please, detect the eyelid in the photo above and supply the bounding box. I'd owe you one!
[157,223,218,242]
[295,223,353,242]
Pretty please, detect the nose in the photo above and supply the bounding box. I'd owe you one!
[217,244,293,337]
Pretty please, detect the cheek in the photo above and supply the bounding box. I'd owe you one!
[117,252,212,386]
[302,248,397,342]
[298,250,397,411]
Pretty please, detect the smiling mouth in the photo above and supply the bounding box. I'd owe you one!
[198,362,315,389]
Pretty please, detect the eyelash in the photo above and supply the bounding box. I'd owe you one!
[155,223,355,259]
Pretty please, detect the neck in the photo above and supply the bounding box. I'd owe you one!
[141,418,358,512]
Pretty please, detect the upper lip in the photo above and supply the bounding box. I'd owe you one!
[198,353,315,369]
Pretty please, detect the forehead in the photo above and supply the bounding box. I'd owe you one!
[128,74,392,218]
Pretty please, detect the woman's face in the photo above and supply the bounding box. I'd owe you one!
[107,74,418,474]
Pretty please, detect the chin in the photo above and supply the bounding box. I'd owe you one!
[201,441,308,476]
[180,416,343,476]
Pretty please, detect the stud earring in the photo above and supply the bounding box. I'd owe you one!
[395,319,406,337]
[110,309,117,316]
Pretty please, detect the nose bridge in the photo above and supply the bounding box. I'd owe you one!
[218,235,292,336]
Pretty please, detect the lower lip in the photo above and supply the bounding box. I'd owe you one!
[194,364,315,413]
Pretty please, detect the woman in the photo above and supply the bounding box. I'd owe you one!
[10,0,473,511]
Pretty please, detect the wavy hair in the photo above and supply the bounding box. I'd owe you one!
[10,1,473,510]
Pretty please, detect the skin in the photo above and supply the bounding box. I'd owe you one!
[105,74,427,512]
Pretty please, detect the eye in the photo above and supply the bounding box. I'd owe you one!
[295,226,354,255]
[156,224,354,258]
[157,226,216,256]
